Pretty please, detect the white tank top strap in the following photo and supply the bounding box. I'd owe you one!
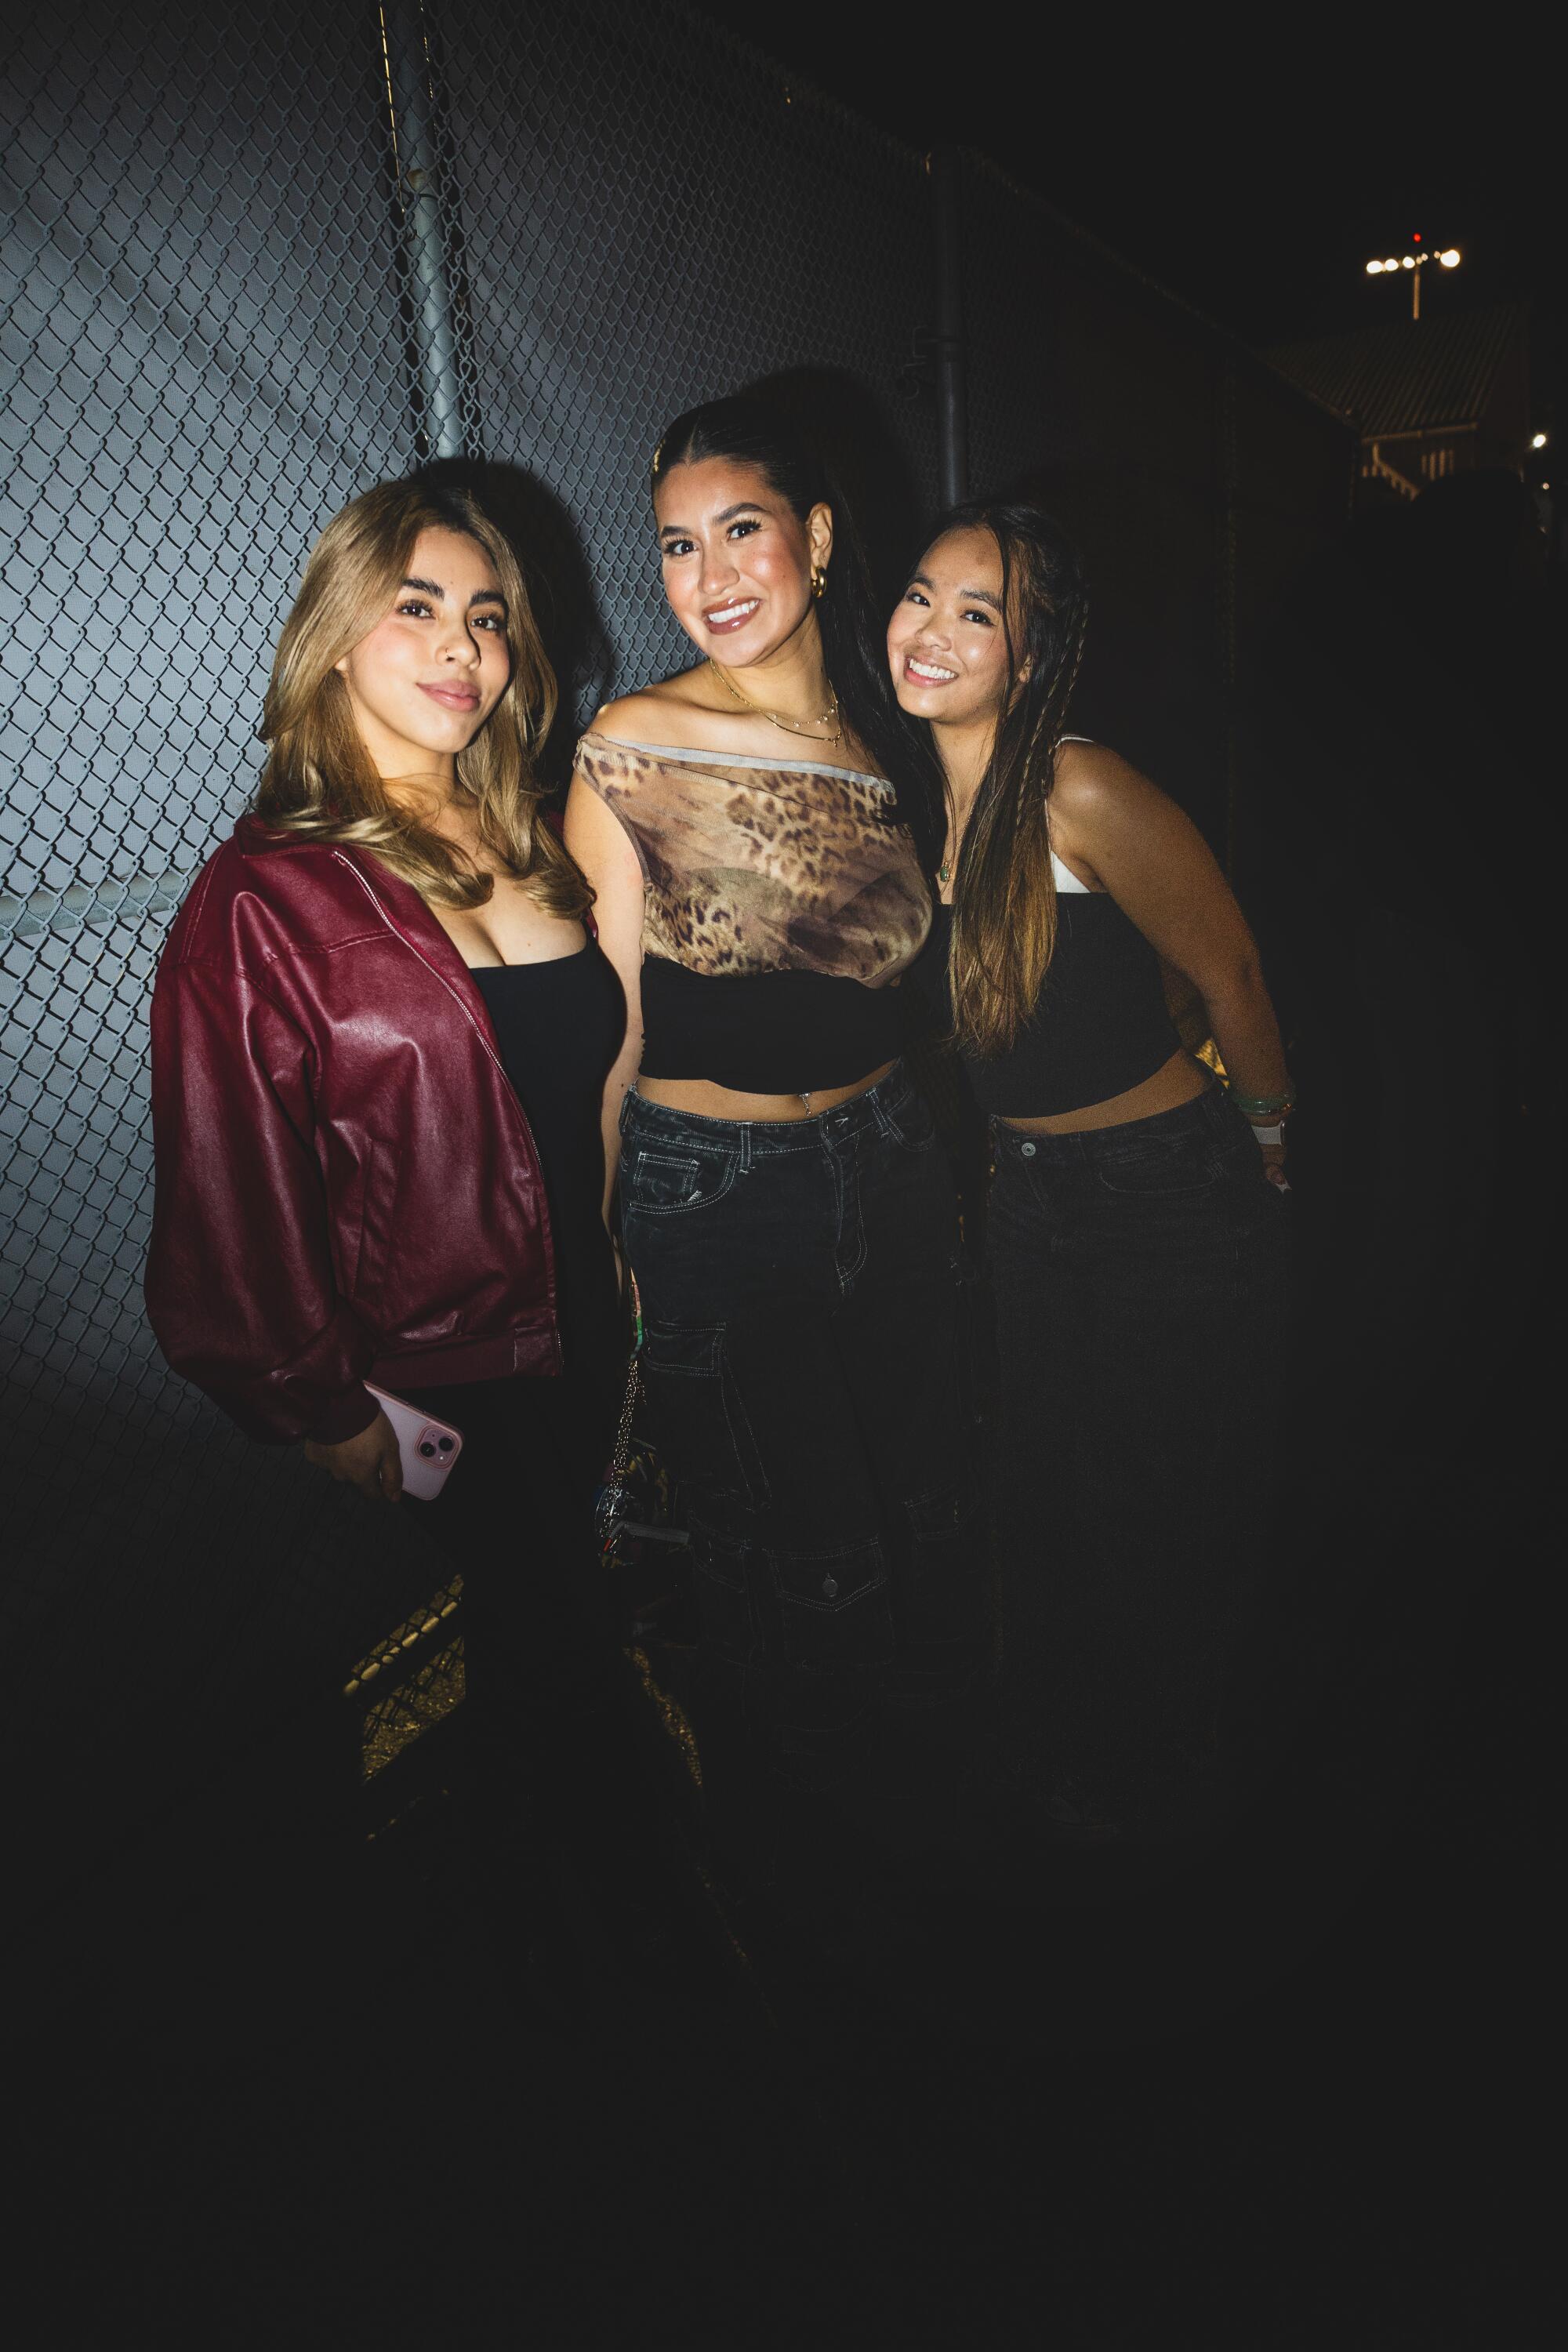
[1051,735,1094,891]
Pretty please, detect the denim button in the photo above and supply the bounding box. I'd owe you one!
[1020,1141,1036,1158]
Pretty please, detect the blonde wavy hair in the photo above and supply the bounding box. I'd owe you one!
[255,478,590,916]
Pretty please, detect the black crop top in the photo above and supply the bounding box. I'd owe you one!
[909,891,1181,1119]
[470,943,624,1371]
[637,958,905,1092]
[573,732,931,1092]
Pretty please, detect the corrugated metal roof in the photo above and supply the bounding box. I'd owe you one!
[1267,303,1526,437]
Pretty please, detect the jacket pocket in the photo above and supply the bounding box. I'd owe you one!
[347,1137,401,1309]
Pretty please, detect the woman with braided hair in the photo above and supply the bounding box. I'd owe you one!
[892,499,1293,1849]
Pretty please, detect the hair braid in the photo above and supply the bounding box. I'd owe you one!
[919,499,1089,1056]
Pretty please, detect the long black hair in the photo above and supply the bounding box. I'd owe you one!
[917,496,1088,1055]
[651,390,944,864]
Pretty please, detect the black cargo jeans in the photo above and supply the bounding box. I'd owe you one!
[619,1064,985,1852]
[985,1080,1292,1833]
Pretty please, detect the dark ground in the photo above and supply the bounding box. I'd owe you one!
[10,1226,1555,2347]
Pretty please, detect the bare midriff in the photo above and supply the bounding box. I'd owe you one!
[997,1046,1210,1134]
[636,1062,898,1123]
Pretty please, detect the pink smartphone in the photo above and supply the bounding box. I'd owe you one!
[364,1383,465,1501]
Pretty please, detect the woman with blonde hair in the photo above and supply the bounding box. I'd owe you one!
[146,477,633,1879]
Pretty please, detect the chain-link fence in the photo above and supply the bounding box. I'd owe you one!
[2,1,1352,1860]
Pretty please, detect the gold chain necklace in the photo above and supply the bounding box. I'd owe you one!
[709,659,841,745]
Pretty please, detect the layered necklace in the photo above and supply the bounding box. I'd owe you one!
[709,658,842,746]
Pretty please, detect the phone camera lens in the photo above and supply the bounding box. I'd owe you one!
[419,1441,436,1457]
[437,1436,454,1453]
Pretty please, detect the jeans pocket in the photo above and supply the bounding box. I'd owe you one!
[766,1535,894,1671]
[622,1142,739,1216]
[639,1320,771,1509]
[947,1247,993,1434]
[880,1082,937,1153]
[902,1481,988,1658]
[1093,1128,1219,1197]
[688,1511,757,1666]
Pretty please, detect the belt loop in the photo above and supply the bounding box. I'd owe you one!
[739,1125,752,1173]
[867,1087,894,1138]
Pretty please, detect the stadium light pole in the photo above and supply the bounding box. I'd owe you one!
[1365,236,1461,321]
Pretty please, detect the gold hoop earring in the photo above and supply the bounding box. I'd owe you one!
[811,563,827,600]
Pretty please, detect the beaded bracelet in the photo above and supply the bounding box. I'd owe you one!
[1230,1089,1295,1118]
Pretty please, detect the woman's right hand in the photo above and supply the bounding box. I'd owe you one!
[303,1409,404,1503]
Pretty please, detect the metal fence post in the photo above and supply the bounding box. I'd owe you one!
[1218,350,1239,879]
[381,0,466,460]
[931,149,969,508]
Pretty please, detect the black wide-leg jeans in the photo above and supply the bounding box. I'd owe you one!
[619,1065,985,1879]
[400,1350,641,1886]
[986,1082,1292,1835]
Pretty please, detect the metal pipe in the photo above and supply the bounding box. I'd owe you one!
[381,2,465,460]
[931,149,968,508]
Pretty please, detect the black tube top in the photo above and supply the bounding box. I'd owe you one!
[471,944,624,1374]
[909,901,1181,1118]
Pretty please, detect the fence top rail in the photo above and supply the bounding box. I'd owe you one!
[0,873,195,943]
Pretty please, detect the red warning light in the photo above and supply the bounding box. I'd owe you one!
[1412,231,1421,242]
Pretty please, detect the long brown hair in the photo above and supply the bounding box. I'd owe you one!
[651,391,946,866]
[255,478,590,916]
[930,500,1087,1056]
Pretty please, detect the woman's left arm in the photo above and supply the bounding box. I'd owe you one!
[1052,744,1293,1179]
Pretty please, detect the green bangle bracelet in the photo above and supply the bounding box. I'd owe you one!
[1229,1089,1295,1117]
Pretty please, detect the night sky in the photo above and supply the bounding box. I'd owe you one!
[690,9,1559,463]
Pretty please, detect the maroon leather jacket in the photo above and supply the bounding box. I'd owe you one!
[144,818,561,1446]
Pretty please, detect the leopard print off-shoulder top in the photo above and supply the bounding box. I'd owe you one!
[573,732,931,1093]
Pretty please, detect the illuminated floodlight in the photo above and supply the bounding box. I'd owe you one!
[1367,260,1384,274]
[1439,249,1461,267]
[1401,255,1415,270]
[1385,257,1399,270]
[1532,432,1548,449]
